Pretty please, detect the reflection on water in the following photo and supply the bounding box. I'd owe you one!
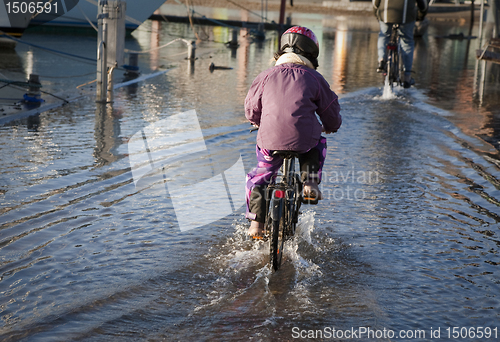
[1,10,500,342]
[93,104,123,167]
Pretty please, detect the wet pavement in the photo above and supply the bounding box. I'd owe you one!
[1,6,500,342]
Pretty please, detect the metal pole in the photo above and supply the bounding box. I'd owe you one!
[478,0,485,47]
[187,40,196,60]
[479,59,486,104]
[261,0,264,26]
[473,58,479,96]
[96,1,108,103]
[26,74,42,103]
[96,0,125,103]
[228,29,238,47]
[97,19,108,103]
[279,0,286,30]
[494,0,500,37]
[187,40,196,74]
[470,0,475,34]
[473,0,486,98]
[266,0,268,22]
[107,66,115,103]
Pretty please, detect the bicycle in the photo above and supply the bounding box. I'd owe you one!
[263,151,302,271]
[383,24,404,90]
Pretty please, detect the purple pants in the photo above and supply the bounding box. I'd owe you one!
[245,137,327,221]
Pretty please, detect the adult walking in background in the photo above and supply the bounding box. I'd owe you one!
[373,0,428,88]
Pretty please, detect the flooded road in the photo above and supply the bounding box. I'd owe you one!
[1,9,500,342]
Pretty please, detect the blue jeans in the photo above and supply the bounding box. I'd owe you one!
[377,21,415,76]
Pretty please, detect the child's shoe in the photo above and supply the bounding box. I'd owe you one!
[248,221,265,239]
[377,59,387,73]
[302,181,322,204]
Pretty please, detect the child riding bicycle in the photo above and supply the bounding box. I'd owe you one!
[244,26,342,238]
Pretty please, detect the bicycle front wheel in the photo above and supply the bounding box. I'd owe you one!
[270,198,285,271]
[289,174,302,237]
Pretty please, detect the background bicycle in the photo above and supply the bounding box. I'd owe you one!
[383,24,405,91]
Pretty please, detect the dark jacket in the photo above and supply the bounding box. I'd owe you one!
[373,0,428,24]
[245,63,341,153]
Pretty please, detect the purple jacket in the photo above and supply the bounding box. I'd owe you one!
[245,63,341,153]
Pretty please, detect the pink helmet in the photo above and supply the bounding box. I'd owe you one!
[280,26,319,58]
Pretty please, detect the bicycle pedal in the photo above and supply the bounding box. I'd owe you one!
[302,196,319,205]
[250,234,268,241]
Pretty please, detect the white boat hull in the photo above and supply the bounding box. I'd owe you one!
[0,2,32,46]
[30,0,166,31]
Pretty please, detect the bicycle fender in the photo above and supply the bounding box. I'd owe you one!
[271,198,283,221]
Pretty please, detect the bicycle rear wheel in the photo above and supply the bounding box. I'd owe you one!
[398,45,405,86]
[270,198,286,271]
[387,47,398,89]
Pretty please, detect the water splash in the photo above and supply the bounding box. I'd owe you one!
[286,210,323,277]
[382,77,397,100]
[207,211,323,288]
[296,210,316,243]
[213,221,269,270]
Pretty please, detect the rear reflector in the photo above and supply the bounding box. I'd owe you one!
[274,190,285,198]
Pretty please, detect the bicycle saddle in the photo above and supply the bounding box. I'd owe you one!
[272,150,300,159]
